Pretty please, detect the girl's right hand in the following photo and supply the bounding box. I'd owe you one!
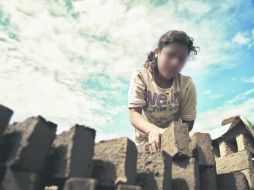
[148,126,166,152]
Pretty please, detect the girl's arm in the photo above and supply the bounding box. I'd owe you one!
[129,107,164,135]
[128,69,165,151]
[129,107,165,151]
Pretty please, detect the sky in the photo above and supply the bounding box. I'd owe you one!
[0,0,253,142]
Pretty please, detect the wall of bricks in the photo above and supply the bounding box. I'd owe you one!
[0,104,253,190]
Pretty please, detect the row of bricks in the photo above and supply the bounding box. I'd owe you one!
[213,126,254,158]
[0,104,253,190]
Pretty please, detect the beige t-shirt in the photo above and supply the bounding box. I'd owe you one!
[128,65,197,145]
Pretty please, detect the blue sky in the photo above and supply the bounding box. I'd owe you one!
[0,0,253,142]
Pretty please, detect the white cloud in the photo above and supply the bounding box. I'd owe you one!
[225,88,254,104]
[2,67,123,134]
[0,0,250,135]
[240,76,254,83]
[232,28,254,48]
[203,90,223,99]
[178,1,211,15]
[232,32,251,45]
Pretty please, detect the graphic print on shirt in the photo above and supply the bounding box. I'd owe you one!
[144,89,181,128]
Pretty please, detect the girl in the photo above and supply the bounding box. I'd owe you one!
[128,30,199,152]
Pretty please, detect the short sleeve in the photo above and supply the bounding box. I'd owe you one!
[128,69,147,108]
[179,78,197,121]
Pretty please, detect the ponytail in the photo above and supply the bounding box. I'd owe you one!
[143,50,159,78]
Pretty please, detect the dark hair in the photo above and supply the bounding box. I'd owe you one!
[143,30,199,77]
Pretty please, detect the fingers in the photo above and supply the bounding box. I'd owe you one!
[152,141,157,152]
[149,136,160,152]
[148,140,155,152]
[148,127,164,152]
[155,135,160,150]
[149,136,156,152]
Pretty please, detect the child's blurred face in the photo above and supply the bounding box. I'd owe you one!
[155,43,189,79]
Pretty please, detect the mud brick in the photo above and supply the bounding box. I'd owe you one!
[117,184,141,190]
[135,142,172,190]
[236,133,254,154]
[0,116,57,173]
[92,137,137,187]
[216,150,253,174]
[161,121,192,158]
[199,166,217,190]
[0,167,39,190]
[0,104,13,135]
[219,140,237,157]
[63,177,97,190]
[172,157,200,190]
[190,132,215,166]
[240,169,254,190]
[217,172,250,190]
[45,124,96,182]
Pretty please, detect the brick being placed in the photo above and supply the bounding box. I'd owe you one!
[63,177,97,190]
[161,121,192,158]
[172,157,200,190]
[0,104,13,136]
[0,116,57,173]
[92,137,137,189]
[41,124,96,186]
[135,142,172,190]
[0,167,39,190]
[217,172,250,190]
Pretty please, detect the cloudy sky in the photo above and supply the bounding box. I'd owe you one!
[0,0,253,142]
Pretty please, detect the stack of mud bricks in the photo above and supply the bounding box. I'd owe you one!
[1,102,254,190]
[0,104,140,190]
[0,104,94,190]
[215,127,254,190]
[0,104,58,189]
[136,121,216,190]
